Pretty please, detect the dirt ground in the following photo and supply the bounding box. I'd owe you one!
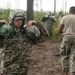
[28,40,62,75]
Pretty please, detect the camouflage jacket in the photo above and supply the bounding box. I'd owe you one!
[0,23,49,74]
[0,24,33,73]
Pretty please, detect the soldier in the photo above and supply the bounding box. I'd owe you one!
[41,12,56,38]
[0,10,49,75]
[58,6,75,75]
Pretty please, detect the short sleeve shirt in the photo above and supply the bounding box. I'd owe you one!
[60,14,75,36]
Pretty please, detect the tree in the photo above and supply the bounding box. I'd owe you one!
[0,9,11,21]
[54,0,56,14]
[40,0,43,11]
[27,0,34,22]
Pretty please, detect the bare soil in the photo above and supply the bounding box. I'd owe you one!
[28,40,62,75]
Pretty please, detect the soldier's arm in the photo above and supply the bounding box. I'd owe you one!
[58,23,64,33]
[0,20,9,25]
[27,20,37,26]
[58,17,65,33]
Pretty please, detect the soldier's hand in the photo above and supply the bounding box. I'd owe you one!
[0,20,9,25]
[27,20,37,26]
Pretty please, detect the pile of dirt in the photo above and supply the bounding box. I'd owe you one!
[28,41,62,75]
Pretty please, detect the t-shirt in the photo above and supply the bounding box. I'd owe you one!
[60,14,75,36]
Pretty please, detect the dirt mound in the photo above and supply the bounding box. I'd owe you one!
[28,41,62,75]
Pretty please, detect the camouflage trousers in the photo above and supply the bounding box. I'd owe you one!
[60,35,75,73]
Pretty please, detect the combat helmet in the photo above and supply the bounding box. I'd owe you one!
[9,10,26,24]
[24,25,40,41]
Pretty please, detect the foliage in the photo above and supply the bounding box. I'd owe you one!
[34,11,46,22]
[51,19,61,41]
[0,9,11,22]
[51,11,68,41]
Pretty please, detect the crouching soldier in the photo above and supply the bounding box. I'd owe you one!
[41,12,56,38]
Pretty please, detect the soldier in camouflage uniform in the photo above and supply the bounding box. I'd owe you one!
[0,10,49,75]
[41,12,56,38]
[58,6,75,75]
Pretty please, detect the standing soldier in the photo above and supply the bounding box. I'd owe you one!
[0,10,49,75]
[58,6,75,75]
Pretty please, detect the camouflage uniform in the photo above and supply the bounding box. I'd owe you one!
[0,10,49,75]
[34,22,49,42]
[60,35,75,73]
[45,17,55,37]
[41,14,56,38]
[0,29,32,75]
[59,6,75,75]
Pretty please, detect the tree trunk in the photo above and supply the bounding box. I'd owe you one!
[27,0,34,22]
